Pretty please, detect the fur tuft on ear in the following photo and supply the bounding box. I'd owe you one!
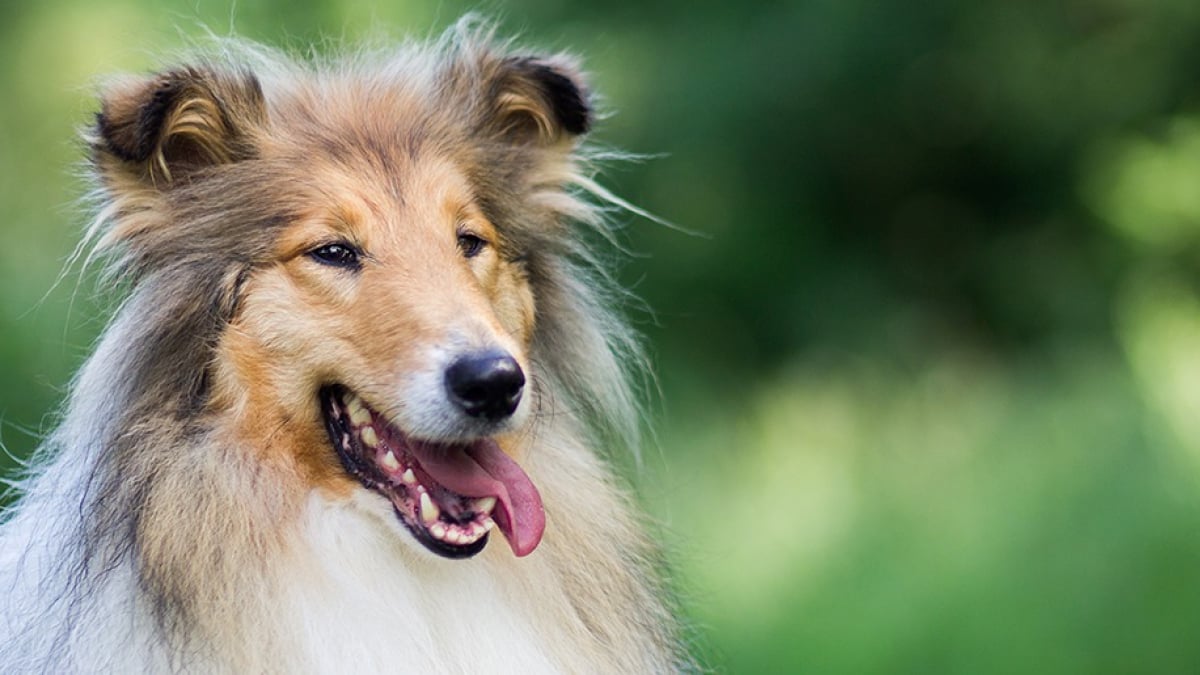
[487,56,592,144]
[93,67,266,185]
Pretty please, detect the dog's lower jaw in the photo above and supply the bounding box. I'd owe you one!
[392,505,491,559]
[318,385,545,559]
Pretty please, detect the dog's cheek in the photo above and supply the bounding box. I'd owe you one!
[230,271,349,384]
[490,264,537,348]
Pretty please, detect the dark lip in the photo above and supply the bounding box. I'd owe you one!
[318,384,489,560]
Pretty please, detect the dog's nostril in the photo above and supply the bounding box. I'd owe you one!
[445,351,525,420]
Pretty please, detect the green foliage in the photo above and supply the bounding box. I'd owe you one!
[4,1,1200,672]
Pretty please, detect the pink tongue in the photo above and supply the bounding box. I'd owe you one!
[407,440,545,557]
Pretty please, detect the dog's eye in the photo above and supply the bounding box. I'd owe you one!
[457,233,488,259]
[309,242,361,269]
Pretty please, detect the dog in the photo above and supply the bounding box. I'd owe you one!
[0,21,688,673]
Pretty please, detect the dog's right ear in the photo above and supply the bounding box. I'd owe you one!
[92,67,266,188]
[478,55,592,147]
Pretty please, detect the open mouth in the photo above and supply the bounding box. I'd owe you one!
[319,385,545,559]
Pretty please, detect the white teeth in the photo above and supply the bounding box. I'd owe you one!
[419,492,440,526]
[481,517,495,533]
[425,521,486,546]
[473,496,497,514]
[380,449,400,471]
[401,469,416,485]
[360,426,378,448]
[347,396,372,425]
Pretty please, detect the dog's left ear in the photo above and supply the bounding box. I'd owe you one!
[91,66,267,188]
[483,55,592,145]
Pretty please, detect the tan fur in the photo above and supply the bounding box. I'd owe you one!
[0,21,690,674]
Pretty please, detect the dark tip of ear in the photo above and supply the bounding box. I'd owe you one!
[529,62,591,135]
[507,57,592,137]
[96,73,185,163]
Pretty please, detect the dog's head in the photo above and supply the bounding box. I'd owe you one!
[88,37,596,559]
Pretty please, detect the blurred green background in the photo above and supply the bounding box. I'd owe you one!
[4,0,1200,672]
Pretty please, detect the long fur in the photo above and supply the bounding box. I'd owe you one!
[0,21,689,673]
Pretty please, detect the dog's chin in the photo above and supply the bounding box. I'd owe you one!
[318,385,546,560]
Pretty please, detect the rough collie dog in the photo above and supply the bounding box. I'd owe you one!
[0,23,687,673]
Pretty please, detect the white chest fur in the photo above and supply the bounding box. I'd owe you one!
[261,493,563,674]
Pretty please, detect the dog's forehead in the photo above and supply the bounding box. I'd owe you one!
[265,149,481,256]
[267,88,477,194]
[270,75,456,151]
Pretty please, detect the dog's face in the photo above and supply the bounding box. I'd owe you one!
[257,151,536,438]
[232,147,544,558]
[90,49,592,559]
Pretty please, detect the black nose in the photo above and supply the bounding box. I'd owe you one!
[445,351,525,420]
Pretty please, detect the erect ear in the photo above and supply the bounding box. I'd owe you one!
[484,55,593,145]
[92,66,266,186]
